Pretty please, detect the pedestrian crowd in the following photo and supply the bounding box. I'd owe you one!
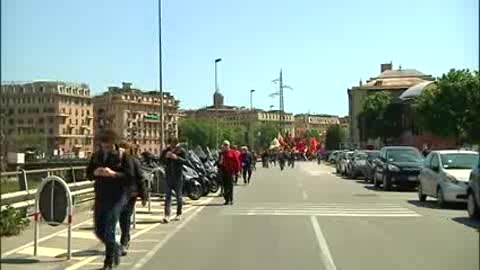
[87,130,257,269]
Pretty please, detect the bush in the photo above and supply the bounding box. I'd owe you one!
[0,206,30,237]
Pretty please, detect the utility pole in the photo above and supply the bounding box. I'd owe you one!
[158,0,165,151]
[270,69,292,133]
[214,58,222,148]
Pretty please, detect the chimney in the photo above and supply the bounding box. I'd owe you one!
[122,82,132,90]
[381,62,392,73]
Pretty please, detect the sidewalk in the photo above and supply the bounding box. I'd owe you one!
[0,195,207,270]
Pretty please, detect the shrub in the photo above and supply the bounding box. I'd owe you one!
[0,206,30,237]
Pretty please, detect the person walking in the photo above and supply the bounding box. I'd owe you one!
[232,145,241,185]
[278,149,287,171]
[240,146,254,184]
[159,137,188,223]
[218,140,240,205]
[117,142,148,256]
[261,150,269,168]
[87,130,135,270]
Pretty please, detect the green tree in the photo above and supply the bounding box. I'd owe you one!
[325,125,345,150]
[416,69,480,144]
[12,133,48,154]
[254,123,279,150]
[358,92,403,143]
[304,129,321,141]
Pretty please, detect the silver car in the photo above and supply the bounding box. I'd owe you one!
[418,150,479,207]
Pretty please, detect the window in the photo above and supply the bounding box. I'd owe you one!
[75,119,78,125]
[86,110,90,116]
[430,154,440,169]
[62,128,66,134]
[69,119,72,124]
[81,109,84,116]
[8,119,14,125]
[49,117,54,124]
[28,119,33,124]
[39,128,45,133]
[38,118,44,124]
[75,109,78,116]
[49,128,54,134]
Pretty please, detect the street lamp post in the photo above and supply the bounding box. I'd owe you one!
[158,0,165,151]
[215,58,222,148]
[250,89,255,110]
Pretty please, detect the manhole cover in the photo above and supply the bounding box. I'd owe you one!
[352,193,379,197]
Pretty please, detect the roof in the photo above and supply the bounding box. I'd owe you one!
[377,69,427,78]
[432,150,479,155]
[399,81,436,100]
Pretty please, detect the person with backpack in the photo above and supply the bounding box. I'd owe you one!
[86,129,135,270]
[117,142,148,256]
[159,137,188,223]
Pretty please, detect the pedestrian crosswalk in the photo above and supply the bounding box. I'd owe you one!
[222,203,421,217]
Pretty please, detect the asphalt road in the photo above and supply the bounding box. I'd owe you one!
[137,162,479,270]
[2,162,479,270]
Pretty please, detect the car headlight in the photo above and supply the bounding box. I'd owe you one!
[446,174,459,184]
[387,164,400,172]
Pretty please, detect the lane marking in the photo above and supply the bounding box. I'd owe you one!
[65,201,201,270]
[17,246,81,259]
[225,212,421,217]
[310,216,337,270]
[133,197,214,269]
[302,191,309,200]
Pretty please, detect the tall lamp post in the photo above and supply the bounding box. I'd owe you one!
[214,58,222,148]
[158,0,165,151]
[250,89,255,110]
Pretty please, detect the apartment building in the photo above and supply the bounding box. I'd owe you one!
[0,81,94,157]
[93,82,179,155]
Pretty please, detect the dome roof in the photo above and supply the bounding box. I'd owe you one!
[378,69,427,78]
[399,81,436,100]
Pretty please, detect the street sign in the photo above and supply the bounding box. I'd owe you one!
[34,175,73,259]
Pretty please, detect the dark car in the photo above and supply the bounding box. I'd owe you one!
[373,146,425,191]
[363,150,380,183]
[347,151,374,179]
[467,155,480,219]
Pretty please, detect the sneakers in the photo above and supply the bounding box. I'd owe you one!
[162,216,170,223]
[101,264,113,270]
[120,242,129,256]
[173,214,182,221]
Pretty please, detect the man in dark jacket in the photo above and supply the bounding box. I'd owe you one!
[240,146,254,184]
[86,130,135,270]
[118,142,148,256]
[159,137,187,223]
[218,140,241,205]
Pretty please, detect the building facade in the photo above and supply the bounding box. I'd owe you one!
[294,114,340,137]
[93,82,179,155]
[347,63,434,148]
[0,81,94,157]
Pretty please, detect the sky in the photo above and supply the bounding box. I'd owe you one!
[2,0,478,116]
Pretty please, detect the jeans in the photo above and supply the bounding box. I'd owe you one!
[242,166,252,183]
[222,172,234,203]
[119,196,136,245]
[94,194,127,265]
[164,179,183,217]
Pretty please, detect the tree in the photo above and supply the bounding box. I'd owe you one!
[304,129,321,141]
[416,69,480,145]
[358,91,403,143]
[325,125,345,150]
[254,123,279,150]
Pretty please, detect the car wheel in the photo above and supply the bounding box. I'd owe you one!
[383,174,392,191]
[467,192,480,219]
[437,187,446,208]
[374,173,381,188]
[418,183,427,202]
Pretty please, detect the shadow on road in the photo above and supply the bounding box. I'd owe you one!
[363,185,416,193]
[0,258,41,264]
[407,200,466,210]
[451,217,480,230]
[56,249,103,259]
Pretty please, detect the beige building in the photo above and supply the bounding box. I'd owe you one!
[222,109,295,133]
[294,114,340,136]
[0,81,94,157]
[93,82,179,155]
[347,63,434,147]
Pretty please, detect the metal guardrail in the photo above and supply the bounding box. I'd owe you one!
[0,166,93,212]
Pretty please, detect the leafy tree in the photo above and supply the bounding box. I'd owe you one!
[416,69,480,145]
[304,129,321,141]
[358,92,403,143]
[325,125,345,150]
[254,123,279,150]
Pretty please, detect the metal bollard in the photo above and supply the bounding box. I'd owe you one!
[71,167,76,183]
[132,202,136,229]
[18,169,28,191]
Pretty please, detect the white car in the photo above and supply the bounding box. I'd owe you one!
[418,150,479,207]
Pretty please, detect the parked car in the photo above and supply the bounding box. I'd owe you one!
[347,151,374,179]
[373,146,425,191]
[418,150,479,207]
[363,150,380,183]
[329,151,340,164]
[335,151,345,173]
[339,151,354,176]
[467,155,480,219]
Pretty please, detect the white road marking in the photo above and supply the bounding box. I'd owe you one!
[302,190,309,200]
[310,216,337,270]
[17,246,81,259]
[133,197,214,269]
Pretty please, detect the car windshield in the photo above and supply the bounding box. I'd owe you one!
[346,152,353,158]
[441,153,479,169]
[387,149,424,162]
[367,152,380,159]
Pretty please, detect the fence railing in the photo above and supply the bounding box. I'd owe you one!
[0,166,93,212]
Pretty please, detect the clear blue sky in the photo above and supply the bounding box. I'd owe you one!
[2,0,478,116]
